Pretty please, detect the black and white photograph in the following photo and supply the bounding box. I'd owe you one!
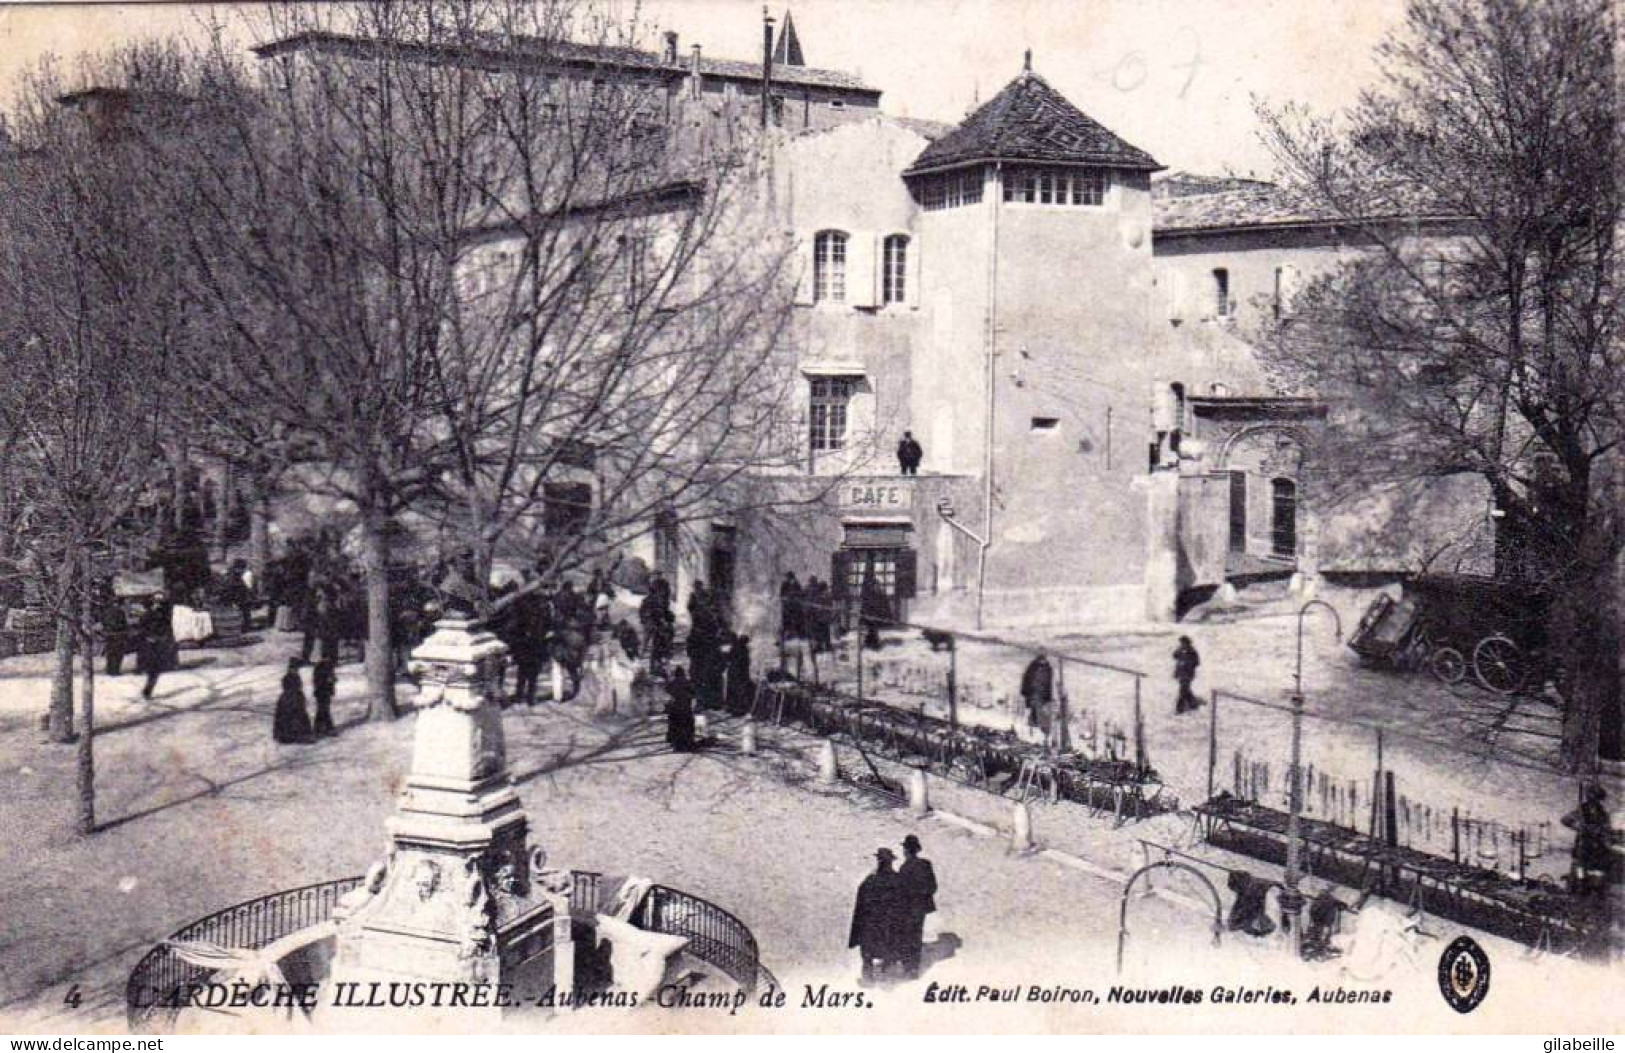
[0,0,1619,1037]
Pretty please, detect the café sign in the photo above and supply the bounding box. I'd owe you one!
[841,481,913,513]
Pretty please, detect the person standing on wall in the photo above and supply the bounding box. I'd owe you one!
[1173,635,1203,714]
[896,432,923,476]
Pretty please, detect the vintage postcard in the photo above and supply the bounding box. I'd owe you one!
[0,0,1618,1038]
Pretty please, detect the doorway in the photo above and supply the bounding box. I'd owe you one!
[1228,471,1247,554]
[1270,478,1297,559]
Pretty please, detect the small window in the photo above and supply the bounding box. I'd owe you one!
[813,230,847,303]
[882,235,909,305]
[1274,264,1299,319]
[809,376,853,453]
[1030,417,1060,432]
[1213,268,1232,318]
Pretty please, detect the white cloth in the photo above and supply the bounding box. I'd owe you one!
[172,605,214,643]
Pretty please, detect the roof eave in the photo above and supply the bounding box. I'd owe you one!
[903,155,1164,179]
[1152,213,1465,239]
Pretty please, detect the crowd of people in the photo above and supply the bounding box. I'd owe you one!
[96,582,177,701]
[775,572,839,653]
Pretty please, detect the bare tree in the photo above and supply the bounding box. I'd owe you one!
[1256,0,1623,766]
[0,61,176,829]
[154,0,828,720]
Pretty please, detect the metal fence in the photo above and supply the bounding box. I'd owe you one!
[126,876,362,1031]
[128,870,767,1029]
[636,884,762,995]
[570,869,604,917]
[745,678,1175,821]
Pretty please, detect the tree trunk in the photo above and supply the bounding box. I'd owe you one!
[248,473,272,593]
[360,506,397,720]
[46,615,75,743]
[215,460,233,563]
[76,606,96,835]
[1558,546,1619,770]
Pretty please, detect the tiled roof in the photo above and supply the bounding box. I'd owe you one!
[254,30,878,96]
[903,70,1159,176]
[1153,180,1459,234]
[693,55,875,93]
[1154,183,1329,233]
[1152,170,1275,199]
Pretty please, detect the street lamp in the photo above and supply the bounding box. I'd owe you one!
[1283,598,1342,958]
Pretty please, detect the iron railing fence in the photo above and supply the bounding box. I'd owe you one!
[636,884,761,994]
[126,876,362,1032]
[128,871,767,1029]
[746,679,1175,821]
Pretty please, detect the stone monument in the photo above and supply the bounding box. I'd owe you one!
[324,615,573,1025]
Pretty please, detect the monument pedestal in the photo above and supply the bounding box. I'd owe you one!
[325,618,572,1024]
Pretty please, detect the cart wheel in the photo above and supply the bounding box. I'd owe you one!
[1429,646,1467,685]
[1473,634,1526,695]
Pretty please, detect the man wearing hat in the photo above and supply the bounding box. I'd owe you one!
[897,834,938,979]
[1563,783,1618,896]
[849,848,904,984]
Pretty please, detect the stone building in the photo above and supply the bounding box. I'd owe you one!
[251,13,1486,643]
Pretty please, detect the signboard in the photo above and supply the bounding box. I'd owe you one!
[840,481,913,513]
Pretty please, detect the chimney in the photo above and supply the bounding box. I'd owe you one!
[689,44,703,98]
[663,31,678,65]
[761,8,775,128]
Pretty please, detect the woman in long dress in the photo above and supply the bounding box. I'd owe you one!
[273,657,315,744]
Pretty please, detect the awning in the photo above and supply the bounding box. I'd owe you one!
[800,360,866,377]
[841,522,913,549]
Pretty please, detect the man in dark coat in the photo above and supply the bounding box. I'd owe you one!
[665,666,697,751]
[508,589,549,707]
[1020,654,1055,743]
[805,577,833,653]
[1173,635,1202,714]
[859,569,888,650]
[1563,784,1618,896]
[849,848,904,984]
[137,595,173,700]
[639,584,673,675]
[778,572,803,646]
[686,584,724,709]
[725,633,753,714]
[896,834,938,979]
[311,658,337,736]
[101,592,128,677]
[896,431,923,476]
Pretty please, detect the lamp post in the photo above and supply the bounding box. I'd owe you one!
[1284,598,1342,958]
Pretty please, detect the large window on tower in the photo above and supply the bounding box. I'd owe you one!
[1003,165,1110,206]
[882,235,909,305]
[813,230,848,303]
[808,376,853,454]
